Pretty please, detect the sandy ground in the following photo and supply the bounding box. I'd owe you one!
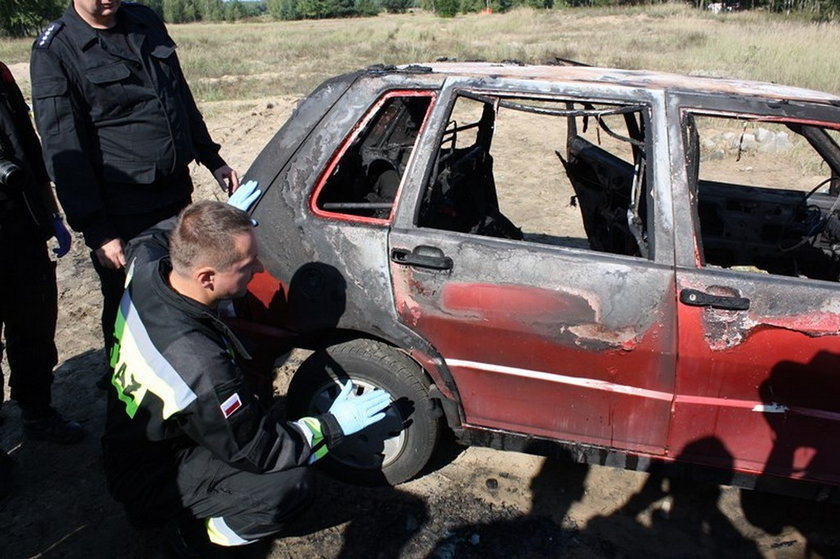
[1,64,840,558]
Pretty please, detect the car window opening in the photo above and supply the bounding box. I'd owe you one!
[685,112,840,282]
[418,93,653,260]
[315,94,434,221]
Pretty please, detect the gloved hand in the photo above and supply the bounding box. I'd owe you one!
[328,381,392,436]
[227,179,261,212]
[52,215,72,258]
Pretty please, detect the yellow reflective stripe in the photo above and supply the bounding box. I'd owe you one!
[113,294,197,419]
[205,516,254,547]
[297,417,329,461]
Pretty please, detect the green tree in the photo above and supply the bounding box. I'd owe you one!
[490,0,513,11]
[332,0,357,15]
[203,0,226,21]
[182,0,199,21]
[164,0,186,23]
[436,0,459,16]
[460,0,483,12]
[297,0,333,18]
[279,0,302,19]
[0,0,63,37]
[357,0,382,14]
[381,0,411,11]
[225,0,245,21]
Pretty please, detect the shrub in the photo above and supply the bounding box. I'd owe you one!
[382,0,414,12]
[437,0,459,16]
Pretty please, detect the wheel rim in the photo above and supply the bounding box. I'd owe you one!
[309,378,407,471]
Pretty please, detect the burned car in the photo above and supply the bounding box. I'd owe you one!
[230,62,840,499]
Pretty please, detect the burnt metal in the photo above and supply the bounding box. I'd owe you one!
[235,62,840,494]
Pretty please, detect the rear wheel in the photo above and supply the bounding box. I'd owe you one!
[287,339,441,485]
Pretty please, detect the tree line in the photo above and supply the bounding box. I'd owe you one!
[3,0,840,37]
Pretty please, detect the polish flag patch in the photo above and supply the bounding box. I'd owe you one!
[220,393,242,418]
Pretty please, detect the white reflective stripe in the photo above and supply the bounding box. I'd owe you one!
[753,403,788,413]
[124,258,135,287]
[447,359,838,417]
[206,516,255,547]
[117,295,197,418]
[446,358,674,401]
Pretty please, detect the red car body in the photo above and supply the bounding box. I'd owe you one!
[232,63,840,498]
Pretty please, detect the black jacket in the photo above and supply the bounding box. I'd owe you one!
[30,2,226,249]
[102,220,342,499]
[0,60,55,240]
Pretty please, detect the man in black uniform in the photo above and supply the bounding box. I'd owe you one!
[30,0,240,364]
[0,59,84,497]
[104,200,391,552]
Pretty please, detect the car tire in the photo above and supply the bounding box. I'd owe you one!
[287,338,441,486]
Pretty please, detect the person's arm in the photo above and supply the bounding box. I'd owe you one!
[1,61,71,255]
[177,64,239,193]
[169,342,339,474]
[2,68,52,196]
[30,47,116,250]
[158,20,238,192]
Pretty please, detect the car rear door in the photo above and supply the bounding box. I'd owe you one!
[388,78,678,455]
[669,91,840,488]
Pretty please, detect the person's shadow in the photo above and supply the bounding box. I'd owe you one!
[740,351,840,557]
[0,348,163,558]
[423,446,590,558]
[586,437,762,558]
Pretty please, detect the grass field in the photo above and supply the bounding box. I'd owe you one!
[2,4,840,100]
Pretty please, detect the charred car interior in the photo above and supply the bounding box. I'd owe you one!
[417,92,652,259]
[687,114,840,282]
[315,85,840,282]
[239,63,840,500]
[315,93,433,220]
[316,88,655,258]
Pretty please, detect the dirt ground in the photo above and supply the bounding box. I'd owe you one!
[2,64,840,558]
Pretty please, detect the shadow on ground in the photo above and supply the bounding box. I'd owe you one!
[2,351,840,558]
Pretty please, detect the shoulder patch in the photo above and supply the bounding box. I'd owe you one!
[34,21,64,50]
[220,393,243,419]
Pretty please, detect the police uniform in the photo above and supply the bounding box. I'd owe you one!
[103,220,344,546]
[0,60,61,415]
[30,2,228,354]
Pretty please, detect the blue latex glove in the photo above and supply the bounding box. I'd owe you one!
[328,381,392,436]
[227,179,261,212]
[52,215,72,258]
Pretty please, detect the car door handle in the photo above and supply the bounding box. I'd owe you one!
[679,288,750,311]
[391,246,453,270]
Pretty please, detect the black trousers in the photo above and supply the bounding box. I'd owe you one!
[107,443,313,546]
[177,447,314,546]
[91,198,190,361]
[0,211,58,412]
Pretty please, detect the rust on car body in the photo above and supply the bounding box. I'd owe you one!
[231,62,840,498]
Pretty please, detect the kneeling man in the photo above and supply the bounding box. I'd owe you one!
[102,201,390,551]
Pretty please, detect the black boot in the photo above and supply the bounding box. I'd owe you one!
[163,516,217,559]
[21,407,85,444]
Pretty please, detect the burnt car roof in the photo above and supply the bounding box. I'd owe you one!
[391,61,840,106]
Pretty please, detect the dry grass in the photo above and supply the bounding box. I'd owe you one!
[2,5,840,100]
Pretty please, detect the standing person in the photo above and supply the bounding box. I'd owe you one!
[29,0,239,366]
[0,58,84,497]
[103,200,392,553]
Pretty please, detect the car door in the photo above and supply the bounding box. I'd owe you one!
[669,92,840,486]
[388,79,678,455]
